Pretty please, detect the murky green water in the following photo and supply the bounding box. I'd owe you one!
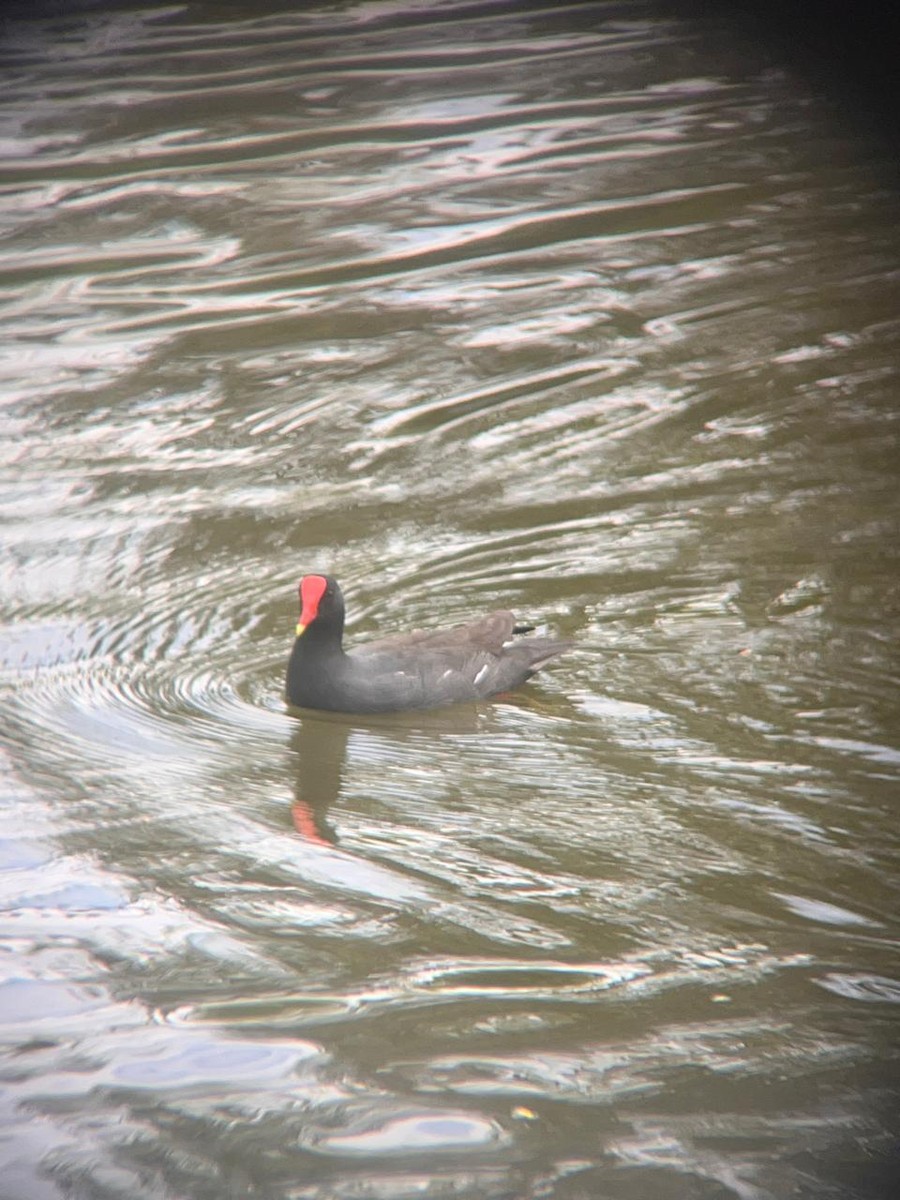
[1,3,898,1197]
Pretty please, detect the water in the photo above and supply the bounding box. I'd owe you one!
[1,3,898,1197]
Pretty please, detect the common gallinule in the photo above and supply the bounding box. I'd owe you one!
[286,574,571,714]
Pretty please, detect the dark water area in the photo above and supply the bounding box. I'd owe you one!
[1,2,898,1197]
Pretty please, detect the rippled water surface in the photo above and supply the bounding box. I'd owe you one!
[2,2,898,1197]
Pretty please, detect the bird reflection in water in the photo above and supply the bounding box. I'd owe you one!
[285,703,495,846]
[288,715,347,845]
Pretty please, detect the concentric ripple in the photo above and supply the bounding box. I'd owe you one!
[1,1,898,1197]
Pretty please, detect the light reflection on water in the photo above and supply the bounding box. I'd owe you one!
[1,1,898,1197]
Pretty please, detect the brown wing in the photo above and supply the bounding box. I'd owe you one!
[351,610,517,658]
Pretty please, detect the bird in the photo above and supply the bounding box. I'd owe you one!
[285,574,571,714]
